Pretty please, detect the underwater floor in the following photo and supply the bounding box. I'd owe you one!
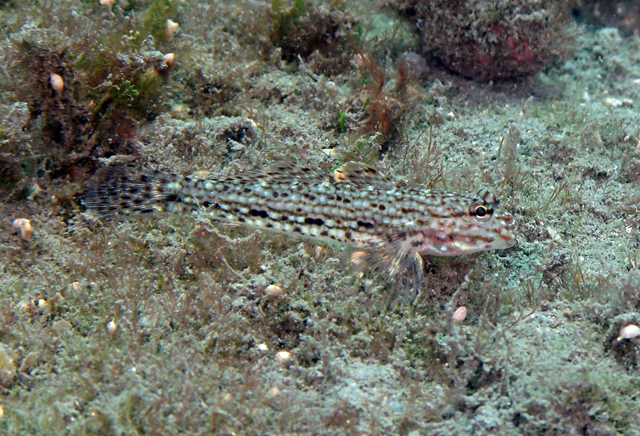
[1,1,640,434]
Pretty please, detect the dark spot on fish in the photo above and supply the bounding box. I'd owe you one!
[249,209,269,218]
[244,188,252,194]
[165,194,180,203]
[304,217,324,226]
[357,221,374,229]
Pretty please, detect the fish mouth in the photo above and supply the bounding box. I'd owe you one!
[491,231,518,250]
[493,228,517,248]
[505,235,518,248]
[450,231,517,253]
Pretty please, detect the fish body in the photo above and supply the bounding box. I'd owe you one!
[85,163,516,288]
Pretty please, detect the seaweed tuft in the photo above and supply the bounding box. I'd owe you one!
[3,4,177,197]
[270,0,360,75]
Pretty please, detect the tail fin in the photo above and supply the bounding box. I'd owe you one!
[84,166,180,218]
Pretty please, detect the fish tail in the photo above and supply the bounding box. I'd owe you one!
[84,166,187,217]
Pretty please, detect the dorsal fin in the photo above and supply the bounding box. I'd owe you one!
[263,162,326,183]
[333,162,395,189]
[225,162,327,185]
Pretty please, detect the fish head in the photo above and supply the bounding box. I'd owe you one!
[410,189,517,256]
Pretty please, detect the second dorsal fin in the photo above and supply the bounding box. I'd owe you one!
[333,162,395,189]
[224,162,327,185]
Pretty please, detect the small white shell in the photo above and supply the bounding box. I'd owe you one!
[452,306,468,323]
[106,320,118,335]
[99,0,117,5]
[275,351,292,364]
[617,324,640,341]
[165,20,179,38]
[267,386,281,396]
[164,53,176,68]
[603,98,622,108]
[264,285,285,297]
[50,73,64,93]
[12,218,33,241]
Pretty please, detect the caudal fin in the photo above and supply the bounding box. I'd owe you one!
[84,166,179,217]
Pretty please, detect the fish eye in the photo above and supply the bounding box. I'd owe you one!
[470,201,493,222]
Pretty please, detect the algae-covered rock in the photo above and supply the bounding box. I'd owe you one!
[392,0,575,80]
[270,0,360,75]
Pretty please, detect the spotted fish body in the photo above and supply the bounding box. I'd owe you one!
[85,163,516,289]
